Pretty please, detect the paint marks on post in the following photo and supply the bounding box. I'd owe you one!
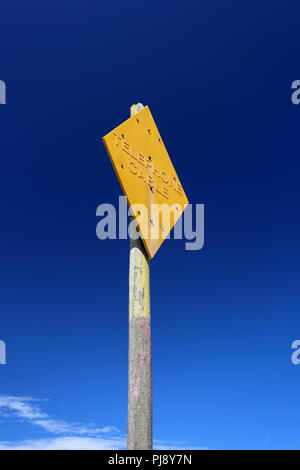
[128,315,152,448]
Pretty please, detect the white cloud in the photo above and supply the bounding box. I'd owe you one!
[0,395,121,437]
[0,436,126,450]
[0,396,48,420]
[153,439,208,450]
[0,395,206,450]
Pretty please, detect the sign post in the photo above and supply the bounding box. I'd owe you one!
[127,103,152,450]
[102,103,189,450]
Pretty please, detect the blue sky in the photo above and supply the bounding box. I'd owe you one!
[0,0,300,450]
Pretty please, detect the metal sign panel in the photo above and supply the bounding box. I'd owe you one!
[102,106,189,259]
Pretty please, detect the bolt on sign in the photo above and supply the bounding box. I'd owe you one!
[102,106,189,259]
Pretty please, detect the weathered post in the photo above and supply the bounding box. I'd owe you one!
[127,103,152,450]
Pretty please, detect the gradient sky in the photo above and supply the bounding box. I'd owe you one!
[0,0,300,450]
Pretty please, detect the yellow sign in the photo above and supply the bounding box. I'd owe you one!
[102,106,189,259]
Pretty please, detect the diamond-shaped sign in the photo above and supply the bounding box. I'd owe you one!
[102,106,189,259]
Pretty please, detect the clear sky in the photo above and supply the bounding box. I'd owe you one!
[0,0,300,450]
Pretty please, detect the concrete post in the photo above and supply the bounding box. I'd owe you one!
[127,103,152,450]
